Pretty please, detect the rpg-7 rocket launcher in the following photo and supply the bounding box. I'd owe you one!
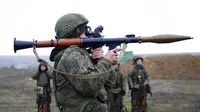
[13,27,193,53]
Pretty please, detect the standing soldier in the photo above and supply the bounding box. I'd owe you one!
[128,56,152,112]
[31,62,52,112]
[49,13,120,112]
[106,63,128,112]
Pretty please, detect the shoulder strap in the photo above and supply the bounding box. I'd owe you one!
[33,47,63,110]
[32,44,127,110]
[53,55,63,110]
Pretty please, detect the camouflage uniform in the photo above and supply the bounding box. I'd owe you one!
[127,56,151,112]
[31,63,52,112]
[49,13,116,112]
[105,65,127,112]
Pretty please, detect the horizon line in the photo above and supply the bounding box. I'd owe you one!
[1,51,200,56]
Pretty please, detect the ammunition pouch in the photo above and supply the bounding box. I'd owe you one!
[36,86,43,95]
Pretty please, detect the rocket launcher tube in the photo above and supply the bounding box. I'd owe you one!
[14,34,193,53]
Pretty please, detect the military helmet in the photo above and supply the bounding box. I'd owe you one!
[55,13,89,39]
[133,56,144,63]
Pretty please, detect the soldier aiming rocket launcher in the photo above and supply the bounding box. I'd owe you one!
[13,26,193,53]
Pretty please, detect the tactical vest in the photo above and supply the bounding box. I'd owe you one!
[37,72,50,87]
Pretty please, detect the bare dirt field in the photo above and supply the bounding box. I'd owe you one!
[1,68,200,112]
[0,68,58,112]
[1,54,200,112]
[124,79,200,112]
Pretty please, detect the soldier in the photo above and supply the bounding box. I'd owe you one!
[128,56,152,112]
[49,13,120,112]
[31,62,52,112]
[106,63,128,112]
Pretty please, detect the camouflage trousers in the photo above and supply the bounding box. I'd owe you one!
[131,88,147,112]
[36,93,51,112]
[107,92,127,112]
[36,87,52,112]
[36,87,52,104]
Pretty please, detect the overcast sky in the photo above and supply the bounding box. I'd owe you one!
[0,0,199,56]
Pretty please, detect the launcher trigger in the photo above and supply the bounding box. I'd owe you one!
[125,34,135,38]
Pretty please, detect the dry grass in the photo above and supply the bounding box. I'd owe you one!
[1,54,200,112]
[120,54,200,79]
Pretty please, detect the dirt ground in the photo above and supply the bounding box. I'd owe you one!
[124,79,200,112]
[0,68,200,112]
[0,68,58,112]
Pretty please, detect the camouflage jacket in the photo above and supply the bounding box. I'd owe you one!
[53,46,116,112]
[127,64,150,89]
[31,71,52,87]
[105,70,127,94]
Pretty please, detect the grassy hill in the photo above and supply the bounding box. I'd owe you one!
[120,54,200,79]
[1,52,200,79]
